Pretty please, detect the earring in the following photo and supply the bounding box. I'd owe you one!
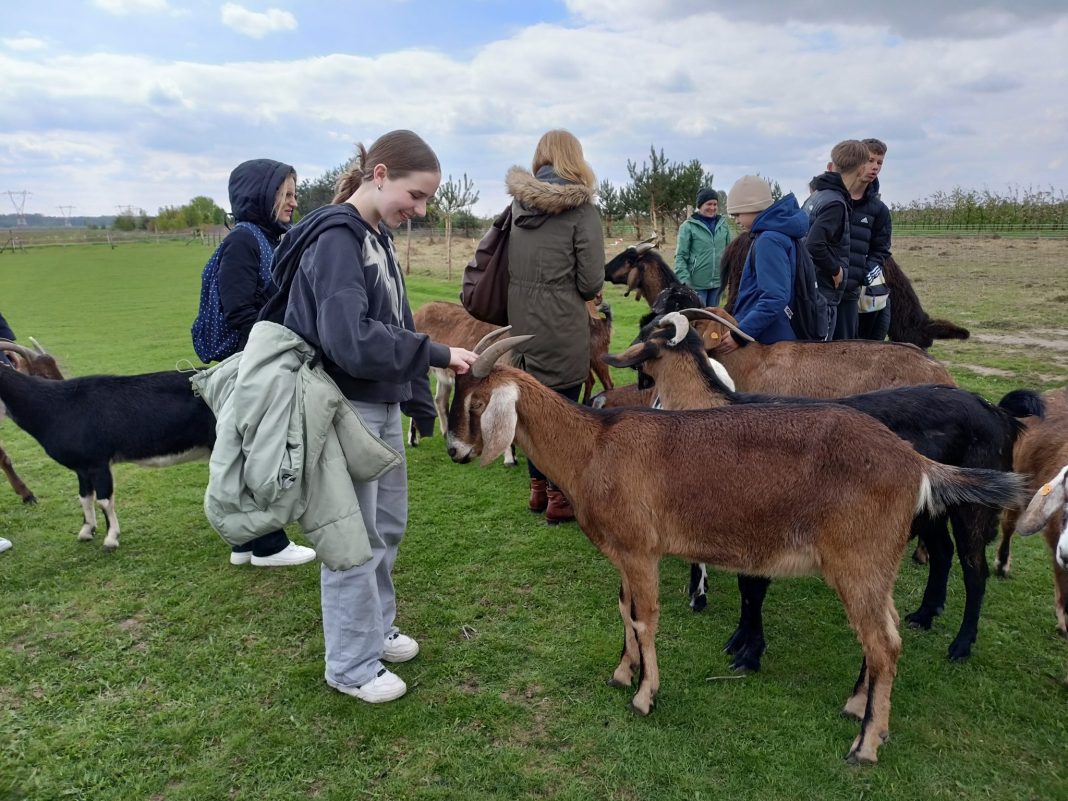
[377,183,382,191]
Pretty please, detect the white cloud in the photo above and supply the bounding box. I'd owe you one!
[92,0,170,14]
[2,36,47,51]
[220,3,297,38]
[0,10,1066,215]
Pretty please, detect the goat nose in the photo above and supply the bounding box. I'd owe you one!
[447,445,457,458]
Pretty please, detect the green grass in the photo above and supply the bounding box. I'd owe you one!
[1,240,1066,801]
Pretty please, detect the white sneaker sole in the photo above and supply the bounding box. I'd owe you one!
[326,679,407,704]
[382,643,420,663]
[229,551,252,566]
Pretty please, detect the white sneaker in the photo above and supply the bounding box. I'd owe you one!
[229,550,252,566]
[251,542,316,567]
[383,632,420,663]
[327,669,407,703]
[0,538,11,554]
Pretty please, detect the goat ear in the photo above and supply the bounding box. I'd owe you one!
[1017,466,1068,535]
[602,344,647,369]
[624,266,640,296]
[691,321,722,351]
[479,384,519,467]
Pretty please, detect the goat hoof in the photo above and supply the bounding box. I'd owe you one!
[947,641,973,661]
[904,611,934,630]
[77,531,95,542]
[729,653,762,673]
[628,699,653,717]
[606,677,632,689]
[845,749,878,766]
[22,494,37,505]
[689,595,707,613]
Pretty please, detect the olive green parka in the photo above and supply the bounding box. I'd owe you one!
[504,166,605,389]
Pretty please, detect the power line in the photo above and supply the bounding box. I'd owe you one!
[57,205,75,227]
[6,191,32,226]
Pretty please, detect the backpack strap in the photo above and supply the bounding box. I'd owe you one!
[233,222,275,287]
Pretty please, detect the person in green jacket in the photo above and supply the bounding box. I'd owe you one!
[674,187,732,307]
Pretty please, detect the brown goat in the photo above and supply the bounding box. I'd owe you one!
[686,308,955,396]
[995,387,1068,635]
[0,339,65,504]
[581,298,613,404]
[411,301,497,448]
[602,238,680,308]
[445,329,1025,764]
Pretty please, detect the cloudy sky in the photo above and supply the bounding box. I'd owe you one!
[2,0,1066,219]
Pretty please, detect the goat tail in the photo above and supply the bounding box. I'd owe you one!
[917,463,1029,518]
[998,388,1044,420]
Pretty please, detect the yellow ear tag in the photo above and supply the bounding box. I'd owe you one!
[1041,484,1053,496]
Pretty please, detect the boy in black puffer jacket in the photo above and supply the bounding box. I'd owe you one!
[854,139,893,340]
[802,140,872,340]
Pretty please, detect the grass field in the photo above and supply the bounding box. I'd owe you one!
[0,238,1066,801]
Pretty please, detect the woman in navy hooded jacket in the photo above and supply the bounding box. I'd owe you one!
[215,158,316,569]
[719,175,809,350]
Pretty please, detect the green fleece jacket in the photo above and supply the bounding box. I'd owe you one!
[191,321,402,570]
[674,214,732,290]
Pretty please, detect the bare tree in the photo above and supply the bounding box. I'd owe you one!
[434,173,480,279]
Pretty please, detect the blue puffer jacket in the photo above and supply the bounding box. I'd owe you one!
[732,193,810,344]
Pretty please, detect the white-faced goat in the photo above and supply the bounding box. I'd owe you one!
[411,299,614,449]
[995,388,1068,636]
[0,339,65,504]
[446,328,1026,764]
[0,346,215,550]
[603,311,1036,664]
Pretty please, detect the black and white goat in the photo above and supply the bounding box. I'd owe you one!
[0,350,215,550]
[603,310,1037,664]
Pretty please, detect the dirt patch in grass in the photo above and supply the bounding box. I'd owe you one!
[973,331,1068,351]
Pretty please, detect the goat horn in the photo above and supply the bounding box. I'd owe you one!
[678,308,756,343]
[473,326,512,355]
[472,335,533,379]
[0,339,38,361]
[28,337,46,354]
[633,241,657,255]
[658,312,690,346]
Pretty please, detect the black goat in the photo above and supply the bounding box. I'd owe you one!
[603,312,1037,664]
[0,364,215,550]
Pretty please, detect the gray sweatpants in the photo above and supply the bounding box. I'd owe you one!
[321,401,407,689]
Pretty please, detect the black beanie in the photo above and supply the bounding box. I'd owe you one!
[696,188,718,209]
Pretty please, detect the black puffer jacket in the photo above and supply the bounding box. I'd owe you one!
[847,178,893,293]
[217,159,294,348]
[802,172,852,297]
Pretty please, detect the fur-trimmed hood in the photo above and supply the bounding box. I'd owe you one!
[505,166,596,225]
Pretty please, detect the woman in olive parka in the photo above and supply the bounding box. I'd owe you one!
[504,130,605,524]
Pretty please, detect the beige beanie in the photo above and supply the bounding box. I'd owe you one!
[726,176,774,214]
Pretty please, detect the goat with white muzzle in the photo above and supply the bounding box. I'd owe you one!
[445,327,1027,764]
